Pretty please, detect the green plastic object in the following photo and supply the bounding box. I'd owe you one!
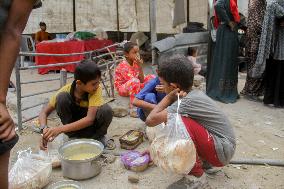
[74,31,96,40]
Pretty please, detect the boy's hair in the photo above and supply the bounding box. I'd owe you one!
[158,54,194,90]
[187,47,197,56]
[39,22,46,27]
[123,42,137,53]
[74,59,101,84]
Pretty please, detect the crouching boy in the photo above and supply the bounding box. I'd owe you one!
[146,54,236,179]
[39,60,114,149]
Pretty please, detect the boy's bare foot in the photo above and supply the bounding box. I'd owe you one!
[130,109,138,118]
[202,161,221,175]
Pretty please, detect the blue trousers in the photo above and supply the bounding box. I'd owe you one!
[137,93,157,121]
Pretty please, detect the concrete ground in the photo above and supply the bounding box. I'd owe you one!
[7,69,284,189]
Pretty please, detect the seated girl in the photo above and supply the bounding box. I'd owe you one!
[114,42,155,116]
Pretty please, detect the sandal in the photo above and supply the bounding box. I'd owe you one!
[99,136,116,150]
[112,107,128,118]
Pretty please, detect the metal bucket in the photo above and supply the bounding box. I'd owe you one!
[58,139,104,180]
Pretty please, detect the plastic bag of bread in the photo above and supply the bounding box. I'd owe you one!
[150,95,196,175]
[9,149,52,189]
[146,123,165,142]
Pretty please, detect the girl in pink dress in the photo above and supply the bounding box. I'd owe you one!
[114,42,155,116]
[187,47,201,75]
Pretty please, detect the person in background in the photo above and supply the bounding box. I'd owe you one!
[241,0,267,101]
[0,1,38,188]
[35,21,51,43]
[251,0,284,108]
[187,47,201,75]
[114,42,155,117]
[206,0,240,103]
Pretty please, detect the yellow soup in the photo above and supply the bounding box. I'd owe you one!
[67,152,99,160]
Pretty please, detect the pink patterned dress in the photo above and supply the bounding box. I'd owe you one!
[114,60,155,101]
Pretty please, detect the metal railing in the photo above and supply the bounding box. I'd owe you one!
[15,42,125,130]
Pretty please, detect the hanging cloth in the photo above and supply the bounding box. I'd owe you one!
[173,0,186,28]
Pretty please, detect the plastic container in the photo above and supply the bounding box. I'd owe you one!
[119,130,144,150]
[121,151,150,172]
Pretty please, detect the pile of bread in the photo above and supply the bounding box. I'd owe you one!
[146,118,196,175]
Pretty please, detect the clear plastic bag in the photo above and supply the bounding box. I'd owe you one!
[47,134,68,168]
[9,149,52,189]
[150,95,196,175]
[146,123,165,142]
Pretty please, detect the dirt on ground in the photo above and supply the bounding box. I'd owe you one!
[7,70,284,189]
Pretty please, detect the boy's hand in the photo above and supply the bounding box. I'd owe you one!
[40,136,48,151]
[228,21,237,31]
[155,85,165,93]
[167,88,187,103]
[43,127,62,142]
[0,103,16,142]
[141,149,153,164]
[135,54,143,67]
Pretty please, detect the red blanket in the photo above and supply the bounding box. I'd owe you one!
[35,39,115,74]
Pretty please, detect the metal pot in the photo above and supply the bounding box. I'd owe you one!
[58,139,104,180]
[47,180,82,189]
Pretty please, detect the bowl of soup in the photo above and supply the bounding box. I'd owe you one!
[58,139,104,180]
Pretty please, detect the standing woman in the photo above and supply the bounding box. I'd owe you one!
[241,0,267,101]
[252,0,284,107]
[206,0,240,103]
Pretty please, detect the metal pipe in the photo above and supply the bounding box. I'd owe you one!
[15,58,23,130]
[230,159,284,167]
[116,0,120,42]
[20,58,122,71]
[20,61,80,70]
[22,88,60,99]
[73,0,76,32]
[23,115,39,123]
[101,80,111,97]
[20,56,25,67]
[187,0,190,24]
[22,102,45,111]
[19,44,120,57]
[150,0,157,65]
[60,69,67,87]
[104,47,117,98]
[21,77,61,85]
[19,56,123,71]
